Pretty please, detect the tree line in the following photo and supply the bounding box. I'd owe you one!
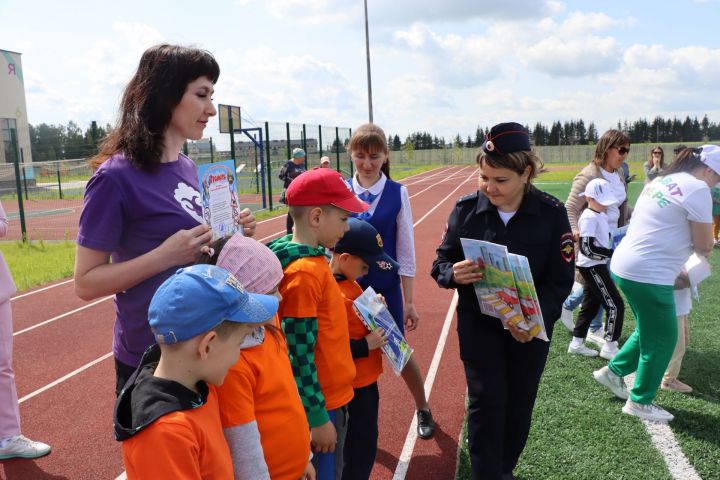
[28,121,112,161]
[389,115,720,151]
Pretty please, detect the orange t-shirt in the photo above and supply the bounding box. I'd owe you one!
[338,278,383,388]
[216,316,311,480]
[279,256,355,410]
[122,386,232,480]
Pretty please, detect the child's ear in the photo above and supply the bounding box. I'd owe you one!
[196,331,217,360]
[309,206,323,227]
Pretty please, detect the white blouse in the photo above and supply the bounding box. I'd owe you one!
[352,173,416,277]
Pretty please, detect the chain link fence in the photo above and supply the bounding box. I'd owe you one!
[4,118,695,242]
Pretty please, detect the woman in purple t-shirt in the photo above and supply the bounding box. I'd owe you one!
[74,44,257,395]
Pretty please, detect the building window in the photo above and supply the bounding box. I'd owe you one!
[1,118,18,163]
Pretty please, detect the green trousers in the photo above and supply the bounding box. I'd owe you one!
[608,275,677,404]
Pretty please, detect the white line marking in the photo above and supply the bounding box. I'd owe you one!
[11,279,75,301]
[624,373,701,480]
[393,291,459,480]
[13,296,113,336]
[413,169,477,228]
[18,352,114,404]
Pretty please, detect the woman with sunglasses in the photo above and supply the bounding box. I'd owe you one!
[563,130,631,353]
[644,146,665,183]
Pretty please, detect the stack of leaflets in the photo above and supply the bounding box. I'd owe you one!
[352,286,413,375]
[197,159,243,240]
[460,238,548,341]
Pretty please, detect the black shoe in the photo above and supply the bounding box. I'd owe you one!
[416,409,435,439]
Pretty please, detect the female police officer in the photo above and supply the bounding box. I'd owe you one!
[431,123,574,480]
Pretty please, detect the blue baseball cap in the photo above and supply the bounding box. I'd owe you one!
[333,218,399,273]
[149,265,279,345]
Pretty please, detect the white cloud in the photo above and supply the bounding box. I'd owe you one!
[522,35,622,77]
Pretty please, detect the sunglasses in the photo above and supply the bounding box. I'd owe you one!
[615,146,630,155]
[652,151,662,155]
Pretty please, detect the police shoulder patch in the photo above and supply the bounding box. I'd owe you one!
[560,232,575,263]
[456,191,478,205]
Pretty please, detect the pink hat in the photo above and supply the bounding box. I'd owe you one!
[216,234,284,295]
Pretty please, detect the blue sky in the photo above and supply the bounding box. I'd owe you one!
[2,0,720,146]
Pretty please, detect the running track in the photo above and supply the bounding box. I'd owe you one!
[0,166,479,480]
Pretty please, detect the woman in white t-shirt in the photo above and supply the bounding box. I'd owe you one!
[593,146,719,423]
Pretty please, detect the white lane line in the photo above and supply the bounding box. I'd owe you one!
[409,166,473,202]
[11,279,75,301]
[18,352,114,404]
[625,373,701,480]
[393,291,459,480]
[13,296,113,337]
[413,169,477,228]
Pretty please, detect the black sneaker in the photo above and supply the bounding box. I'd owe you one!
[416,409,435,439]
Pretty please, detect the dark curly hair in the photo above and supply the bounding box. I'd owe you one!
[91,44,220,171]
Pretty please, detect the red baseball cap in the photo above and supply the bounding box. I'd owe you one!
[286,168,368,213]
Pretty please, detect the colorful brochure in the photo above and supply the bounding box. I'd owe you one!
[353,286,413,375]
[197,160,242,240]
[460,238,548,341]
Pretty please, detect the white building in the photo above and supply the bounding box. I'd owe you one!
[0,49,32,166]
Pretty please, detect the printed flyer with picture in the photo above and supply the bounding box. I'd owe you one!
[460,238,548,341]
[353,286,413,375]
[197,160,242,240]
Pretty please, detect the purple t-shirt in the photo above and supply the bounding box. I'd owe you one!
[78,153,202,367]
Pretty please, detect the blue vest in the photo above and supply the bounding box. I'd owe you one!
[356,179,401,290]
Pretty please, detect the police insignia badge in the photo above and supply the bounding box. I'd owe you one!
[376,260,393,271]
[560,233,574,263]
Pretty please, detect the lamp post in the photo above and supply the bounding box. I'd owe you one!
[364,0,373,123]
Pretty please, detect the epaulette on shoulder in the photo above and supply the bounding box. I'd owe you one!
[456,191,478,205]
[537,190,563,208]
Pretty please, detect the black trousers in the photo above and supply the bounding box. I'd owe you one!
[115,357,136,397]
[342,382,379,480]
[462,324,551,480]
[574,265,624,342]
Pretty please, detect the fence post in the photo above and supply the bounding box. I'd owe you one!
[265,122,273,211]
[20,148,28,200]
[302,124,307,170]
[228,113,236,163]
[286,122,291,160]
[10,129,27,242]
[318,125,323,158]
[56,161,63,199]
[209,137,215,163]
[349,128,353,177]
[335,127,341,172]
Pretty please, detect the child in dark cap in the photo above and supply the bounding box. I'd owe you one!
[331,218,398,480]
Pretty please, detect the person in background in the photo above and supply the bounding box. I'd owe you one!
[74,44,257,397]
[320,156,331,168]
[562,130,631,346]
[0,200,51,460]
[644,146,665,183]
[347,123,435,440]
[279,148,308,234]
[431,123,574,480]
[661,273,694,394]
[711,184,720,247]
[594,146,719,422]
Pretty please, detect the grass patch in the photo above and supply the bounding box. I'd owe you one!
[457,180,720,479]
[1,240,76,291]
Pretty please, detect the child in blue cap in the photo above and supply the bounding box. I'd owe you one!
[113,264,278,480]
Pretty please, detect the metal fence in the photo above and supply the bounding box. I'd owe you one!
[3,119,699,243]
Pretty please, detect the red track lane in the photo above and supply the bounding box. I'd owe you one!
[1,166,477,480]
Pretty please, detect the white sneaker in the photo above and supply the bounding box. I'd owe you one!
[568,342,598,357]
[559,308,574,331]
[593,366,629,399]
[0,435,51,460]
[586,329,606,348]
[600,341,619,360]
[622,399,674,422]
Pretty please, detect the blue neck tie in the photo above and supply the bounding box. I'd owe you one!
[355,188,378,220]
